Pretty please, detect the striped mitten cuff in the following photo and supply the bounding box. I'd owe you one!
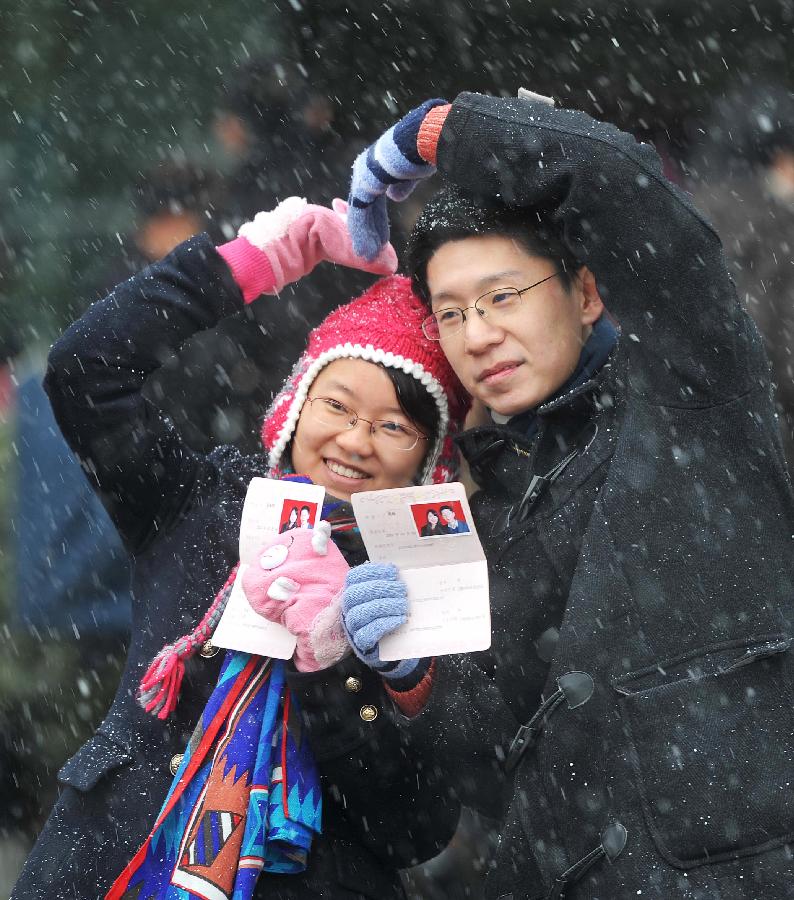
[347,98,448,260]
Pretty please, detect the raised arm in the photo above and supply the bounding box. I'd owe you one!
[350,92,766,406]
[46,199,396,552]
[45,235,241,552]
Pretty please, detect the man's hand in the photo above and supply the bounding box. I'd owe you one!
[347,99,450,261]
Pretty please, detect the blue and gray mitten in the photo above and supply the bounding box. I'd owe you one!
[347,98,448,261]
[341,562,428,689]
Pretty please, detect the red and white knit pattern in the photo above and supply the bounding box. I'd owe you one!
[262,275,468,485]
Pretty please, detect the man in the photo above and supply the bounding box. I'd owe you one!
[336,91,794,899]
[439,504,469,534]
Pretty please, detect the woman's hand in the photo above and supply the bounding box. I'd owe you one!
[241,521,351,672]
[217,197,398,303]
[341,562,423,681]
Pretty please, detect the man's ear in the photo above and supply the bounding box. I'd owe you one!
[575,267,605,325]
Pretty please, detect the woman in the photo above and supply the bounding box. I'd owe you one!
[12,197,467,900]
[419,507,441,537]
[279,505,299,532]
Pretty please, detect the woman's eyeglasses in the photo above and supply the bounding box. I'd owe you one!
[306,397,428,452]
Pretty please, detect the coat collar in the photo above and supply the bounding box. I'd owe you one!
[456,348,623,495]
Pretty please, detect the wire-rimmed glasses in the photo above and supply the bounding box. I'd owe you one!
[421,272,562,341]
[306,397,428,452]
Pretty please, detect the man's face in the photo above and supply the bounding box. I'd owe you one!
[426,235,604,417]
[441,508,455,525]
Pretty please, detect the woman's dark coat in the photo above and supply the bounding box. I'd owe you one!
[10,238,460,899]
[306,93,794,899]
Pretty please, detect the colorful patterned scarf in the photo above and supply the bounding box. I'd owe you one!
[107,654,321,899]
[113,475,364,899]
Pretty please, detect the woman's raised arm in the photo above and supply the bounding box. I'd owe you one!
[46,199,396,552]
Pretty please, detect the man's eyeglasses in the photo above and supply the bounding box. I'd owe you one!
[421,272,562,341]
[306,397,428,452]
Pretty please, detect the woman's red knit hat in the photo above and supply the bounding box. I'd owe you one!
[262,275,469,484]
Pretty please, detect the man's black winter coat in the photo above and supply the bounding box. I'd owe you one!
[439,91,794,900]
[309,93,794,900]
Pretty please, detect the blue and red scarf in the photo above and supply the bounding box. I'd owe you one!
[107,654,321,900]
[109,474,360,900]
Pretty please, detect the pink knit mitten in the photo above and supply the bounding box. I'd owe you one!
[241,522,351,671]
[217,197,398,303]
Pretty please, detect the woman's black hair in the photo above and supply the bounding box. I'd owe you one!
[406,185,581,306]
[426,508,439,522]
[384,365,440,440]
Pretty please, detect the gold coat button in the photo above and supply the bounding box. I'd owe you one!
[169,753,185,775]
[200,640,219,659]
[344,676,362,693]
[359,705,378,723]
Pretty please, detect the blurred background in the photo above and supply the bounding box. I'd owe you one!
[1,0,793,895]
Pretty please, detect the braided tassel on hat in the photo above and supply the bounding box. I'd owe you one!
[138,565,239,719]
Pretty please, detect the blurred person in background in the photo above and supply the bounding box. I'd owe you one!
[213,57,350,226]
[0,227,131,897]
[690,84,794,470]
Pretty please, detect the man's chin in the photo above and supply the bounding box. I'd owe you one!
[481,392,540,420]
[478,371,561,417]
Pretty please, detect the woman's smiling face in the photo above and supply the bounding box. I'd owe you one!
[290,358,429,501]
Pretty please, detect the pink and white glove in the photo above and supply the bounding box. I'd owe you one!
[217,197,398,303]
[241,521,351,672]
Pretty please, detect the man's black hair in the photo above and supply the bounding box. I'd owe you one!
[439,504,454,515]
[300,505,311,514]
[406,185,581,306]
